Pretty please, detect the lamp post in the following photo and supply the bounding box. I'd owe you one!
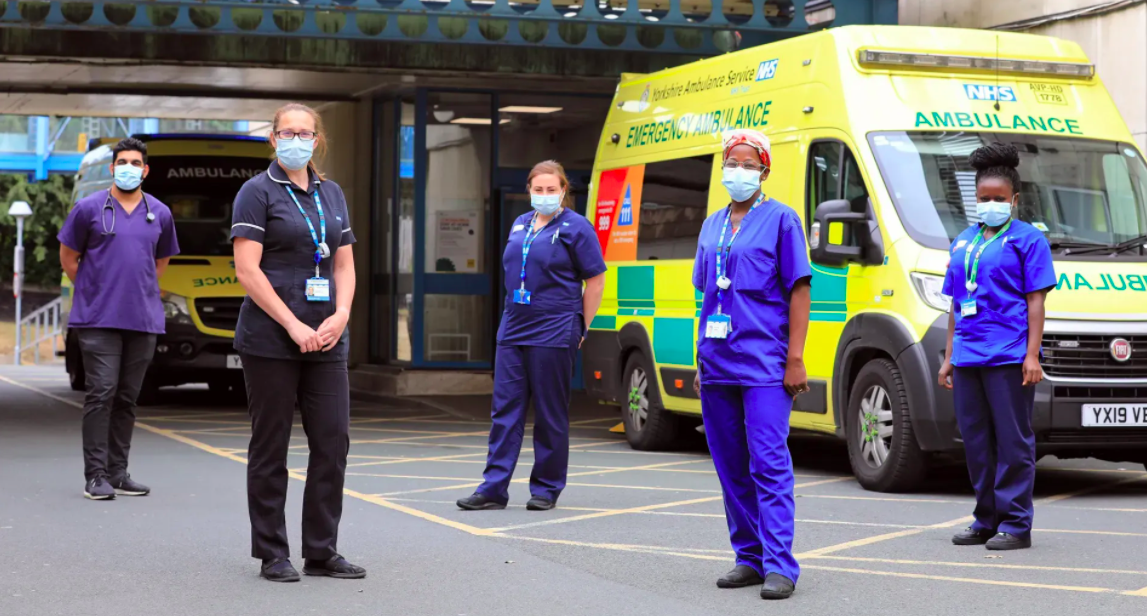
[8,200,32,365]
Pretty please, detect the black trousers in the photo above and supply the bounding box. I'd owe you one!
[76,328,156,482]
[241,353,350,561]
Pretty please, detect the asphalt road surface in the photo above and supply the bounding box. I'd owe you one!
[2,364,1146,616]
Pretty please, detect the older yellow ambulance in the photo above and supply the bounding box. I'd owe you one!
[582,25,1147,491]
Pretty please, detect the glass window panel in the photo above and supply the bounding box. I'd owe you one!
[423,294,492,363]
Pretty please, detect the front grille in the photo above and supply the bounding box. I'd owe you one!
[1044,428,1147,445]
[1042,334,1147,379]
[194,297,243,332]
[1054,386,1147,399]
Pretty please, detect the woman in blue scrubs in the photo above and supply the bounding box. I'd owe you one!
[457,160,607,512]
[693,130,812,600]
[939,143,1056,551]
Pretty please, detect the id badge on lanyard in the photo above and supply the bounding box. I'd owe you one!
[960,220,1011,318]
[286,185,332,303]
[705,197,763,340]
[515,215,551,305]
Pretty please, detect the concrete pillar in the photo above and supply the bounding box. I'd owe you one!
[318,100,375,367]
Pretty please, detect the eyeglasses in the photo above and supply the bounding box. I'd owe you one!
[722,160,766,172]
[275,130,317,141]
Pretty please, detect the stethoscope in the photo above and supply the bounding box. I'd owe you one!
[101,189,155,236]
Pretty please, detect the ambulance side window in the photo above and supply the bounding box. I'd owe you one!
[807,141,869,245]
[637,155,712,261]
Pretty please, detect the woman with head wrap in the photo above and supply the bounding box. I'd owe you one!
[691,128,812,600]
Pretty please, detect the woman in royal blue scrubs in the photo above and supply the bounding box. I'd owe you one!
[694,130,812,600]
[457,160,607,512]
[939,143,1056,551]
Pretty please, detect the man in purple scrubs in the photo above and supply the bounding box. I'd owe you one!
[58,137,179,500]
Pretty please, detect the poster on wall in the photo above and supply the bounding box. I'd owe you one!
[594,165,645,261]
[435,211,480,272]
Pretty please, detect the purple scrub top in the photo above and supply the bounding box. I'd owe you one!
[497,207,607,348]
[692,198,812,387]
[57,190,180,334]
[942,220,1056,367]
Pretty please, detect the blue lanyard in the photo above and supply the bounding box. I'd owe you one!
[519,211,557,290]
[283,184,326,270]
[714,195,765,313]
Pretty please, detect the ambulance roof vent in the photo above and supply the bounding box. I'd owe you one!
[858,49,1095,79]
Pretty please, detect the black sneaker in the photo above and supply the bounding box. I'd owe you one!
[110,474,150,496]
[84,476,115,500]
[717,564,764,589]
[260,558,301,583]
[526,496,555,511]
[952,526,995,546]
[303,554,366,579]
[456,493,506,510]
[986,532,1032,551]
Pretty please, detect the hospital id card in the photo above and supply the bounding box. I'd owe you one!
[705,314,731,339]
[960,299,977,317]
[306,277,331,302]
[513,288,532,305]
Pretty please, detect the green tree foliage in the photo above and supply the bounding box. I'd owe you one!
[1,173,74,289]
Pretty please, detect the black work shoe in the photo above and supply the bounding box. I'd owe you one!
[952,526,995,546]
[456,493,506,511]
[303,554,367,579]
[986,532,1032,551]
[526,496,555,511]
[260,558,301,583]
[717,564,764,589]
[110,474,150,496]
[760,573,796,600]
[83,476,115,500]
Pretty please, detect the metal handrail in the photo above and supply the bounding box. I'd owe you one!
[15,297,63,365]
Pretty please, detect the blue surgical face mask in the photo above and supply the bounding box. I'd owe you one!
[531,193,563,216]
[113,165,144,191]
[722,167,762,203]
[276,137,315,171]
[976,200,1013,227]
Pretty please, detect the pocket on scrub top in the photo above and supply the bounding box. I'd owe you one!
[733,254,778,297]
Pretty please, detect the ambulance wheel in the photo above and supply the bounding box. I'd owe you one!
[621,351,681,451]
[846,358,928,493]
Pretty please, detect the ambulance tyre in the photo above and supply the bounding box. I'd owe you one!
[845,358,928,493]
[621,351,681,451]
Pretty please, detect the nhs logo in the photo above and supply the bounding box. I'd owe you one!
[964,84,1016,102]
[756,59,779,81]
[618,186,634,226]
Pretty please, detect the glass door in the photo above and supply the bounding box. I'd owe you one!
[412,91,495,367]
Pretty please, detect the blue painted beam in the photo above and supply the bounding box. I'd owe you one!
[0,0,880,56]
[0,152,86,179]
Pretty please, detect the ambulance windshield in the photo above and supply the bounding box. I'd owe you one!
[869,132,1147,256]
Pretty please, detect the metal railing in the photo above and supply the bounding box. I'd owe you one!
[15,297,64,365]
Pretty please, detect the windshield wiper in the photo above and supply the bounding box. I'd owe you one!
[1113,234,1147,255]
[1047,239,1110,254]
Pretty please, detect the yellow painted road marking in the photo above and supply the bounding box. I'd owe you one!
[1040,528,1147,538]
[1037,474,1147,504]
[796,513,976,558]
[0,375,493,537]
[569,417,625,426]
[803,564,1115,594]
[808,555,1147,576]
[795,494,969,505]
[486,476,852,533]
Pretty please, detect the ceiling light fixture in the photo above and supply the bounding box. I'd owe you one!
[499,106,563,114]
[450,118,511,125]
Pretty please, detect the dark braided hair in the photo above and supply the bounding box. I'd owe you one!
[968,142,1021,194]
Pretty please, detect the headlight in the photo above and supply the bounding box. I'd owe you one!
[161,292,193,325]
[910,272,951,312]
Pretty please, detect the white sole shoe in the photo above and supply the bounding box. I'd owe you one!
[84,492,114,500]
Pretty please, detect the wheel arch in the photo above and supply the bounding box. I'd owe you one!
[833,313,944,450]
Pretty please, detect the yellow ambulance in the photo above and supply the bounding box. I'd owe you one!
[63,134,270,401]
[583,25,1147,491]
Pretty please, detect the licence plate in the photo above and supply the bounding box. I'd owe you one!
[226,355,243,370]
[1081,404,1147,427]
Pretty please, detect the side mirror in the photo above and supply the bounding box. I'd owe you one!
[809,199,864,266]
